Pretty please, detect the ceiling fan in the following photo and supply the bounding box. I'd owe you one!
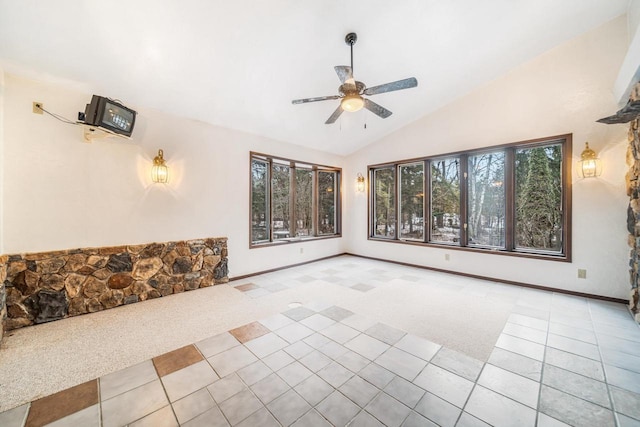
[292,32,418,124]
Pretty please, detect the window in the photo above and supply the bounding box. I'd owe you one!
[515,143,563,252]
[250,153,341,246]
[399,163,424,241]
[373,167,395,238]
[295,168,313,237]
[318,170,337,235]
[251,159,269,243]
[272,162,291,240]
[468,151,505,248]
[430,158,460,244]
[369,135,571,260]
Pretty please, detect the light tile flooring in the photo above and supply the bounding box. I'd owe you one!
[1,257,640,426]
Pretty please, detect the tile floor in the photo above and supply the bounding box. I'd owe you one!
[1,259,640,426]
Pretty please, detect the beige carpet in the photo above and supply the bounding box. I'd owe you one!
[0,255,515,412]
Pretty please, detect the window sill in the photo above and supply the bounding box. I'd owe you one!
[251,234,342,249]
[367,237,570,262]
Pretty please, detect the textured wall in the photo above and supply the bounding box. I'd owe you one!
[3,237,228,331]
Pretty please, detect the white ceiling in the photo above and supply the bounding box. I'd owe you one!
[0,0,631,155]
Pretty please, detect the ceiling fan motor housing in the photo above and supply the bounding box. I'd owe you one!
[339,81,365,96]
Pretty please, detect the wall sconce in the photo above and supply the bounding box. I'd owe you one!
[577,142,602,178]
[356,173,365,192]
[151,149,169,183]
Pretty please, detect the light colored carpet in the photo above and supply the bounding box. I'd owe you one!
[0,255,517,412]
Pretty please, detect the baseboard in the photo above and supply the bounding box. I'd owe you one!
[229,253,347,281]
[229,251,628,305]
[345,253,629,305]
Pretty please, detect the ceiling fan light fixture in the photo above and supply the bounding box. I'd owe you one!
[341,94,364,112]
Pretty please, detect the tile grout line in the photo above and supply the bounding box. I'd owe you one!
[534,306,551,427]
[589,299,622,427]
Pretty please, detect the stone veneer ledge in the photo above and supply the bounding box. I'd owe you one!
[0,237,228,338]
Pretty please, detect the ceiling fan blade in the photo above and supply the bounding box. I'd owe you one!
[334,66,353,84]
[325,105,344,124]
[364,98,392,119]
[292,95,341,104]
[364,77,418,96]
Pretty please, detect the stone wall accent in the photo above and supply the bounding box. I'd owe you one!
[627,95,640,322]
[0,255,8,344]
[1,238,228,331]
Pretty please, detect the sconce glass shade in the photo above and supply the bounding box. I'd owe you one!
[341,95,364,112]
[151,149,168,183]
[356,173,365,192]
[577,142,602,178]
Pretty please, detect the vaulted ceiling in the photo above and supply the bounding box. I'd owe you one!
[0,0,631,155]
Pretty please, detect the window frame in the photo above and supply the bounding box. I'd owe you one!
[367,134,572,262]
[250,152,342,248]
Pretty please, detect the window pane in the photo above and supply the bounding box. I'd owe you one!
[295,168,313,237]
[318,171,337,235]
[468,152,505,247]
[373,168,396,238]
[399,163,424,241]
[272,163,291,240]
[515,144,563,252]
[430,158,460,243]
[251,159,269,243]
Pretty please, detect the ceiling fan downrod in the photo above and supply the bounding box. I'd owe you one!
[345,32,357,75]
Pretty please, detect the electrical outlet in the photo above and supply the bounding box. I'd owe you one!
[578,269,587,279]
[33,102,43,114]
[445,253,450,261]
[300,247,304,254]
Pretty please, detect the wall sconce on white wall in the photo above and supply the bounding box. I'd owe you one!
[577,142,602,178]
[151,149,169,183]
[356,173,366,192]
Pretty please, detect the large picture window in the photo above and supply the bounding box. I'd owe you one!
[251,153,341,246]
[368,135,571,260]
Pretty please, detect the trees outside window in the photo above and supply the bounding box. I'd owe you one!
[250,153,341,246]
[373,167,395,238]
[251,159,269,243]
[515,144,563,252]
[399,163,424,241]
[369,135,570,260]
[318,171,337,235]
[272,163,291,240]
[296,168,313,236]
[430,158,460,243]
[468,151,505,248]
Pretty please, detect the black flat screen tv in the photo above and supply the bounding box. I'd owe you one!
[84,95,136,137]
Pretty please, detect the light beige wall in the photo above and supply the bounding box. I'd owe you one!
[0,68,4,255]
[0,74,345,276]
[345,16,630,299]
[1,16,632,298]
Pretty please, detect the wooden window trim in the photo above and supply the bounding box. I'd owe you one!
[367,134,572,262]
[250,152,342,248]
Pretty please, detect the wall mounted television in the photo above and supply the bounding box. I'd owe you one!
[84,95,136,137]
